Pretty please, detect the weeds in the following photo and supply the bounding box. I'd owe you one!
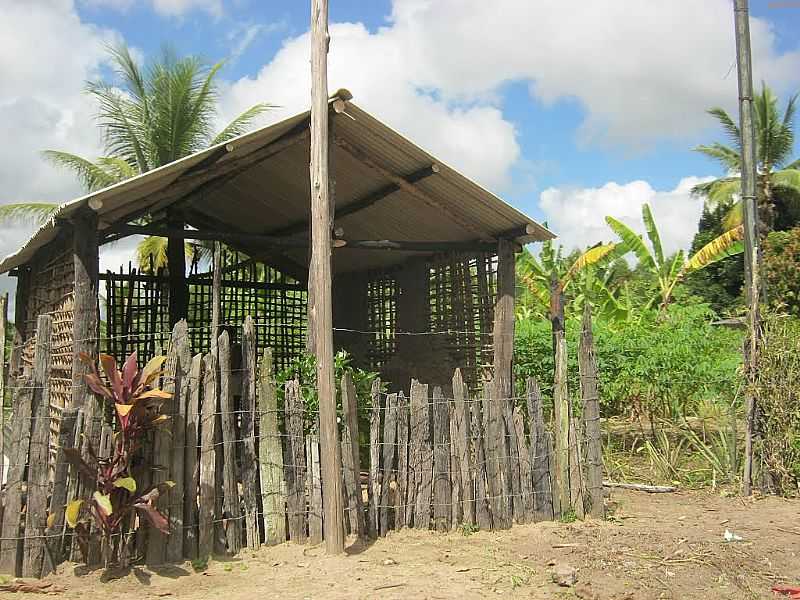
[460,522,480,536]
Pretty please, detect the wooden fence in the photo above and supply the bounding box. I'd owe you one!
[0,312,603,577]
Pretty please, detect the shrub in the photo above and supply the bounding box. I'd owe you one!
[764,227,800,315]
[65,352,174,565]
[754,314,800,495]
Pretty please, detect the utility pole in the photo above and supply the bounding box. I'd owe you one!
[309,0,344,552]
[733,0,760,496]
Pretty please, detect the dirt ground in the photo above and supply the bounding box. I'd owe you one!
[15,489,800,600]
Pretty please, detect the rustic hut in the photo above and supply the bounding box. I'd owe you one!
[0,90,552,409]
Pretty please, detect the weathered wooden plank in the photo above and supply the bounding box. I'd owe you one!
[183,353,203,559]
[432,387,451,532]
[449,404,462,528]
[569,418,586,520]
[166,321,191,563]
[42,407,78,576]
[0,382,33,574]
[240,317,260,549]
[257,349,286,545]
[71,206,99,411]
[579,306,605,519]
[199,352,218,559]
[379,393,398,536]
[307,420,323,544]
[341,372,366,539]
[412,382,432,530]
[23,314,52,578]
[367,379,381,538]
[551,274,571,516]
[471,387,492,531]
[147,322,183,565]
[527,377,554,521]
[395,392,409,531]
[452,369,473,525]
[492,238,515,400]
[0,293,6,462]
[503,397,524,524]
[284,379,307,543]
[218,331,242,554]
[63,409,84,563]
[483,378,508,529]
[513,407,534,523]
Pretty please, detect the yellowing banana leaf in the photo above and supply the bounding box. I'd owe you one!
[684,225,744,273]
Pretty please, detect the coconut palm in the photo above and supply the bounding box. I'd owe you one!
[692,84,800,233]
[0,44,271,270]
[605,204,745,310]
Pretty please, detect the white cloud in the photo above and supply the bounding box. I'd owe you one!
[80,0,222,18]
[539,176,715,256]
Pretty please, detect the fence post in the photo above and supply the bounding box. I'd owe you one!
[0,292,7,464]
[452,369,474,526]
[341,372,366,539]
[395,391,410,531]
[218,331,242,554]
[240,317,260,549]
[307,420,323,544]
[550,273,571,516]
[199,352,218,559]
[580,305,605,519]
[527,377,554,521]
[184,354,203,558]
[285,379,307,543]
[471,385,492,531]
[379,393,398,536]
[258,349,286,545]
[411,381,432,530]
[22,314,52,577]
[432,386,451,532]
[367,379,381,537]
[483,377,508,529]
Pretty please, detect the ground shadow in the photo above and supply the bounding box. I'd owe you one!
[345,535,376,555]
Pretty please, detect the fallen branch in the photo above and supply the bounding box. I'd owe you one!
[603,481,677,493]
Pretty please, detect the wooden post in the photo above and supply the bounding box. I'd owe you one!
[218,331,242,554]
[8,270,29,381]
[568,419,586,519]
[579,306,604,519]
[307,421,323,544]
[432,386,451,532]
[240,317,260,549]
[166,321,191,563]
[410,381,432,529]
[72,206,99,408]
[285,379,307,543]
[492,239,515,399]
[0,292,7,462]
[395,391,409,531]
[367,379,381,537]
[527,377,554,521]
[199,352,218,559]
[483,377,508,529]
[184,354,203,559]
[341,372,366,539]
[43,407,78,577]
[22,314,52,577]
[309,0,344,555]
[66,410,85,562]
[379,393,398,536]
[452,369,474,525]
[471,386,492,531]
[513,407,534,522]
[211,243,222,344]
[258,349,286,545]
[167,211,188,328]
[550,273,571,515]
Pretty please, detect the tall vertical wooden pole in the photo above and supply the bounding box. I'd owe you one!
[492,239,516,399]
[550,273,570,514]
[734,0,760,497]
[72,207,99,409]
[309,0,344,554]
[167,211,188,328]
[0,292,7,477]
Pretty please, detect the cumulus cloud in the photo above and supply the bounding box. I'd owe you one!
[81,0,222,17]
[539,176,715,256]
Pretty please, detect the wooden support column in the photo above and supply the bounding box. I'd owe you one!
[9,269,30,380]
[550,273,571,515]
[0,292,7,464]
[492,240,515,398]
[71,207,99,408]
[167,211,188,328]
[309,0,343,553]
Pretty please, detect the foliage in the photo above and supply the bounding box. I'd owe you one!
[274,350,382,427]
[753,313,800,495]
[514,303,743,419]
[605,204,743,310]
[64,351,174,564]
[692,83,800,233]
[763,226,800,316]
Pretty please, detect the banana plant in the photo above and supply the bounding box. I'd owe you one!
[605,203,744,310]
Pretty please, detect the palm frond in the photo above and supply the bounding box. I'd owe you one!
[771,167,800,192]
[211,103,274,146]
[707,107,741,150]
[42,150,120,192]
[693,143,741,171]
[0,203,59,226]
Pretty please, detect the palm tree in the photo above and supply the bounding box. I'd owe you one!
[605,204,745,310]
[0,44,270,269]
[692,84,800,233]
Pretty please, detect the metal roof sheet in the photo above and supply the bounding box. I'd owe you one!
[0,91,553,275]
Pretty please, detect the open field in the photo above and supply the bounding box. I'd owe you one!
[20,488,800,600]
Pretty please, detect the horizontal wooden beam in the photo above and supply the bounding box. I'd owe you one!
[100,271,305,291]
[272,164,440,237]
[103,224,497,253]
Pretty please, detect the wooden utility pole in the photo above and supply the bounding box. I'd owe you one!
[72,207,99,408]
[734,0,761,497]
[309,0,344,553]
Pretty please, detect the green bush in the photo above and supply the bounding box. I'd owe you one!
[764,227,800,316]
[514,303,743,419]
[754,314,800,494]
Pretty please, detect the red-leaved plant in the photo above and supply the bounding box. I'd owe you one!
[64,351,173,565]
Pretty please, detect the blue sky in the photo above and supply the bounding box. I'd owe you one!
[1,0,800,284]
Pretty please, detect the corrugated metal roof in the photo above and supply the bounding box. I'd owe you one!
[0,91,553,275]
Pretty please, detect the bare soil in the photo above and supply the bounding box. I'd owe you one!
[15,489,800,599]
